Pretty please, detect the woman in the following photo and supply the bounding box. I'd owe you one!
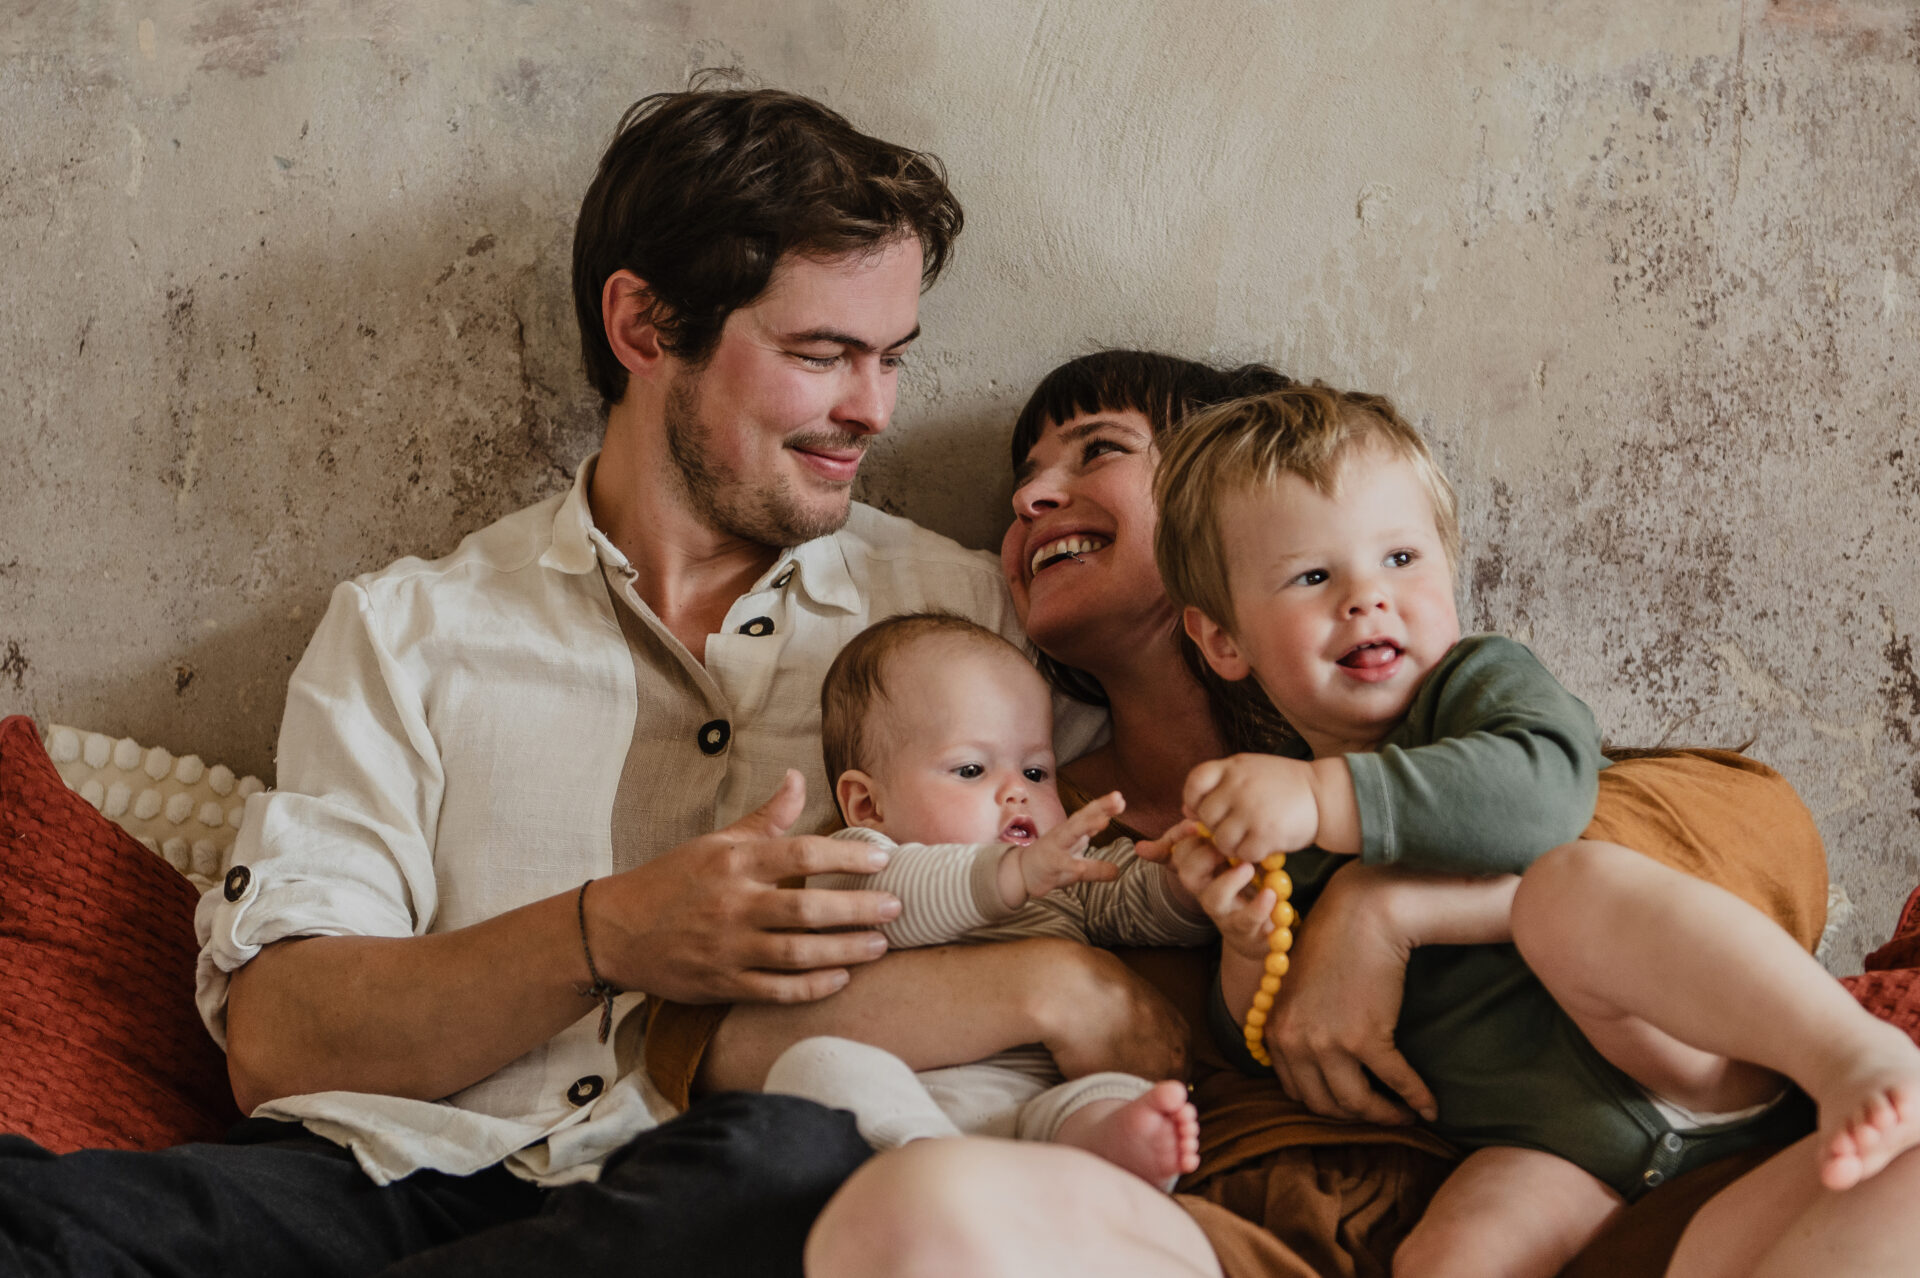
[807,351,1920,1277]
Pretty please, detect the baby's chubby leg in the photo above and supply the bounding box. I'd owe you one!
[1030,1076,1199,1190]
[1393,1146,1621,1278]
[1513,840,1920,1193]
[764,1036,963,1149]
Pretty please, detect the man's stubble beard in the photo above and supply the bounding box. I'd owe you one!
[662,374,862,549]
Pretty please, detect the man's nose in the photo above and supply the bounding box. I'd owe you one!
[831,360,892,436]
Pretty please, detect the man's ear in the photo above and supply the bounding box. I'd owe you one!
[1184,606,1252,682]
[601,270,666,379]
[835,770,885,830]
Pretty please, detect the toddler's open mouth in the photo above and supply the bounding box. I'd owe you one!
[1337,640,1405,682]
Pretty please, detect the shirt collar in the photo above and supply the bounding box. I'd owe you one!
[540,451,863,614]
[538,453,605,575]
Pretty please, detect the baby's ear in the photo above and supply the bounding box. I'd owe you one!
[836,770,885,829]
[1184,606,1253,682]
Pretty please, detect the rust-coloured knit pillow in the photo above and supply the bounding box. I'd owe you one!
[0,714,240,1151]
[1841,883,1920,1048]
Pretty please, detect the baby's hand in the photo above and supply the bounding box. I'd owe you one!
[1161,824,1276,962]
[1005,791,1125,907]
[1182,754,1320,865]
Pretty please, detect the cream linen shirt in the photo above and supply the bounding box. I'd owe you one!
[195,456,1088,1187]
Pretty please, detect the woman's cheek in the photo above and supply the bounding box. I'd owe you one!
[998,520,1032,623]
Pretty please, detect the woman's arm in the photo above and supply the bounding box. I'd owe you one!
[696,936,1191,1094]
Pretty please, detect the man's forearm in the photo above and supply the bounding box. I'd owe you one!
[225,889,594,1113]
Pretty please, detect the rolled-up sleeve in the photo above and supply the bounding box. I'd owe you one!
[195,579,443,1046]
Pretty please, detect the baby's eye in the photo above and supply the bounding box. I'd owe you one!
[1293,569,1328,587]
[955,763,985,779]
[1022,767,1048,783]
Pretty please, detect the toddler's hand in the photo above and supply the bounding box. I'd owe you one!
[1182,754,1320,864]
[1006,791,1125,906]
[1164,826,1277,962]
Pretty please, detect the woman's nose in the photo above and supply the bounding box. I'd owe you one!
[1011,472,1064,518]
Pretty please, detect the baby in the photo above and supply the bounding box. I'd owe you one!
[762,612,1208,1188]
[1148,384,1920,1277]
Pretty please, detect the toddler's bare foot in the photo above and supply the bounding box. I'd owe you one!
[1813,1022,1920,1191]
[1053,1080,1200,1189]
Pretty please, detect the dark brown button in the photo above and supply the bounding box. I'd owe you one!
[738,617,774,636]
[223,865,252,901]
[698,720,730,755]
[772,568,794,588]
[566,1075,604,1107]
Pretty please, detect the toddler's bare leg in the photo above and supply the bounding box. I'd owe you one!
[1513,841,1920,1191]
[1393,1146,1620,1278]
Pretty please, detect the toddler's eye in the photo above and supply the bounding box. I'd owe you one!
[1022,767,1048,783]
[1386,551,1415,568]
[955,763,985,779]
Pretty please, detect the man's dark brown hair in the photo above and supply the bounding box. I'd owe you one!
[572,82,964,408]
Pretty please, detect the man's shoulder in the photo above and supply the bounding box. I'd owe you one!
[350,491,572,605]
[838,502,1002,579]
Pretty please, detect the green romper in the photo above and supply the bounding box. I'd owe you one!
[1216,634,1811,1200]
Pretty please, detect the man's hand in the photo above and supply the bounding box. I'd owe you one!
[1182,754,1322,864]
[1001,791,1125,907]
[587,770,904,1004]
[1260,862,1437,1125]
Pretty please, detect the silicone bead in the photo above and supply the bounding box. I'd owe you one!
[1259,973,1281,994]
[143,745,173,780]
[113,737,141,771]
[1265,951,1289,976]
[1251,990,1274,1012]
[1268,953,1289,978]
[84,733,111,769]
[1246,1007,1268,1028]
[1273,928,1294,952]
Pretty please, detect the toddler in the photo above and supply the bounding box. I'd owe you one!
[1149,384,1920,1277]
[762,612,1209,1188]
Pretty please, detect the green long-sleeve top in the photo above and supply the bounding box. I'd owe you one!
[1345,632,1607,876]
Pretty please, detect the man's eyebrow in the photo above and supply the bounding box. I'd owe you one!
[783,324,921,353]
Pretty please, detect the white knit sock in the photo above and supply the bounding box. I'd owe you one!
[763,1035,963,1150]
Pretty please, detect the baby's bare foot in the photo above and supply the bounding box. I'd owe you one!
[1814,1022,1920,1191]
[1053,1080,1200,1189]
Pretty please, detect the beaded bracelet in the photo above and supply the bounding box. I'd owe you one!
[1196,826,1296,1068]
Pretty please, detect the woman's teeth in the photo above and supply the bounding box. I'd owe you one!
[1030,536,1109,575]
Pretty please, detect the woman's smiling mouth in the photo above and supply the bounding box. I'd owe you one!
[1029,534,1111,576]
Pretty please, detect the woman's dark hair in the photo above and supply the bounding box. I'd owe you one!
[572,82,964,408]
[1007,350,1303,754]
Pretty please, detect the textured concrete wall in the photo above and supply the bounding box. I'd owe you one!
[3,1,1916,967]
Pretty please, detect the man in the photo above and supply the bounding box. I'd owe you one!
[0,86,1181,1276]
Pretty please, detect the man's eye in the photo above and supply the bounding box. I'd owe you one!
[1023,767,1048,782]
[882,353,908,371]
[955,763,985,779]
[797,353,839,368]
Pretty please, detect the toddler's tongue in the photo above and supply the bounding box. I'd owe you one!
[1340,642,1400,669]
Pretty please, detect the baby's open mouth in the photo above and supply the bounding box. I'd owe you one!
[1029,535,1110,576]
[1338,640,1404,670]
[1001,817,1038,844]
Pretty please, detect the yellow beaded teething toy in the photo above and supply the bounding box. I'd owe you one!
[1196,824,1296,1068]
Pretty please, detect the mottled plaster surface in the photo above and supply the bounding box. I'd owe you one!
[2,1,1916,967]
